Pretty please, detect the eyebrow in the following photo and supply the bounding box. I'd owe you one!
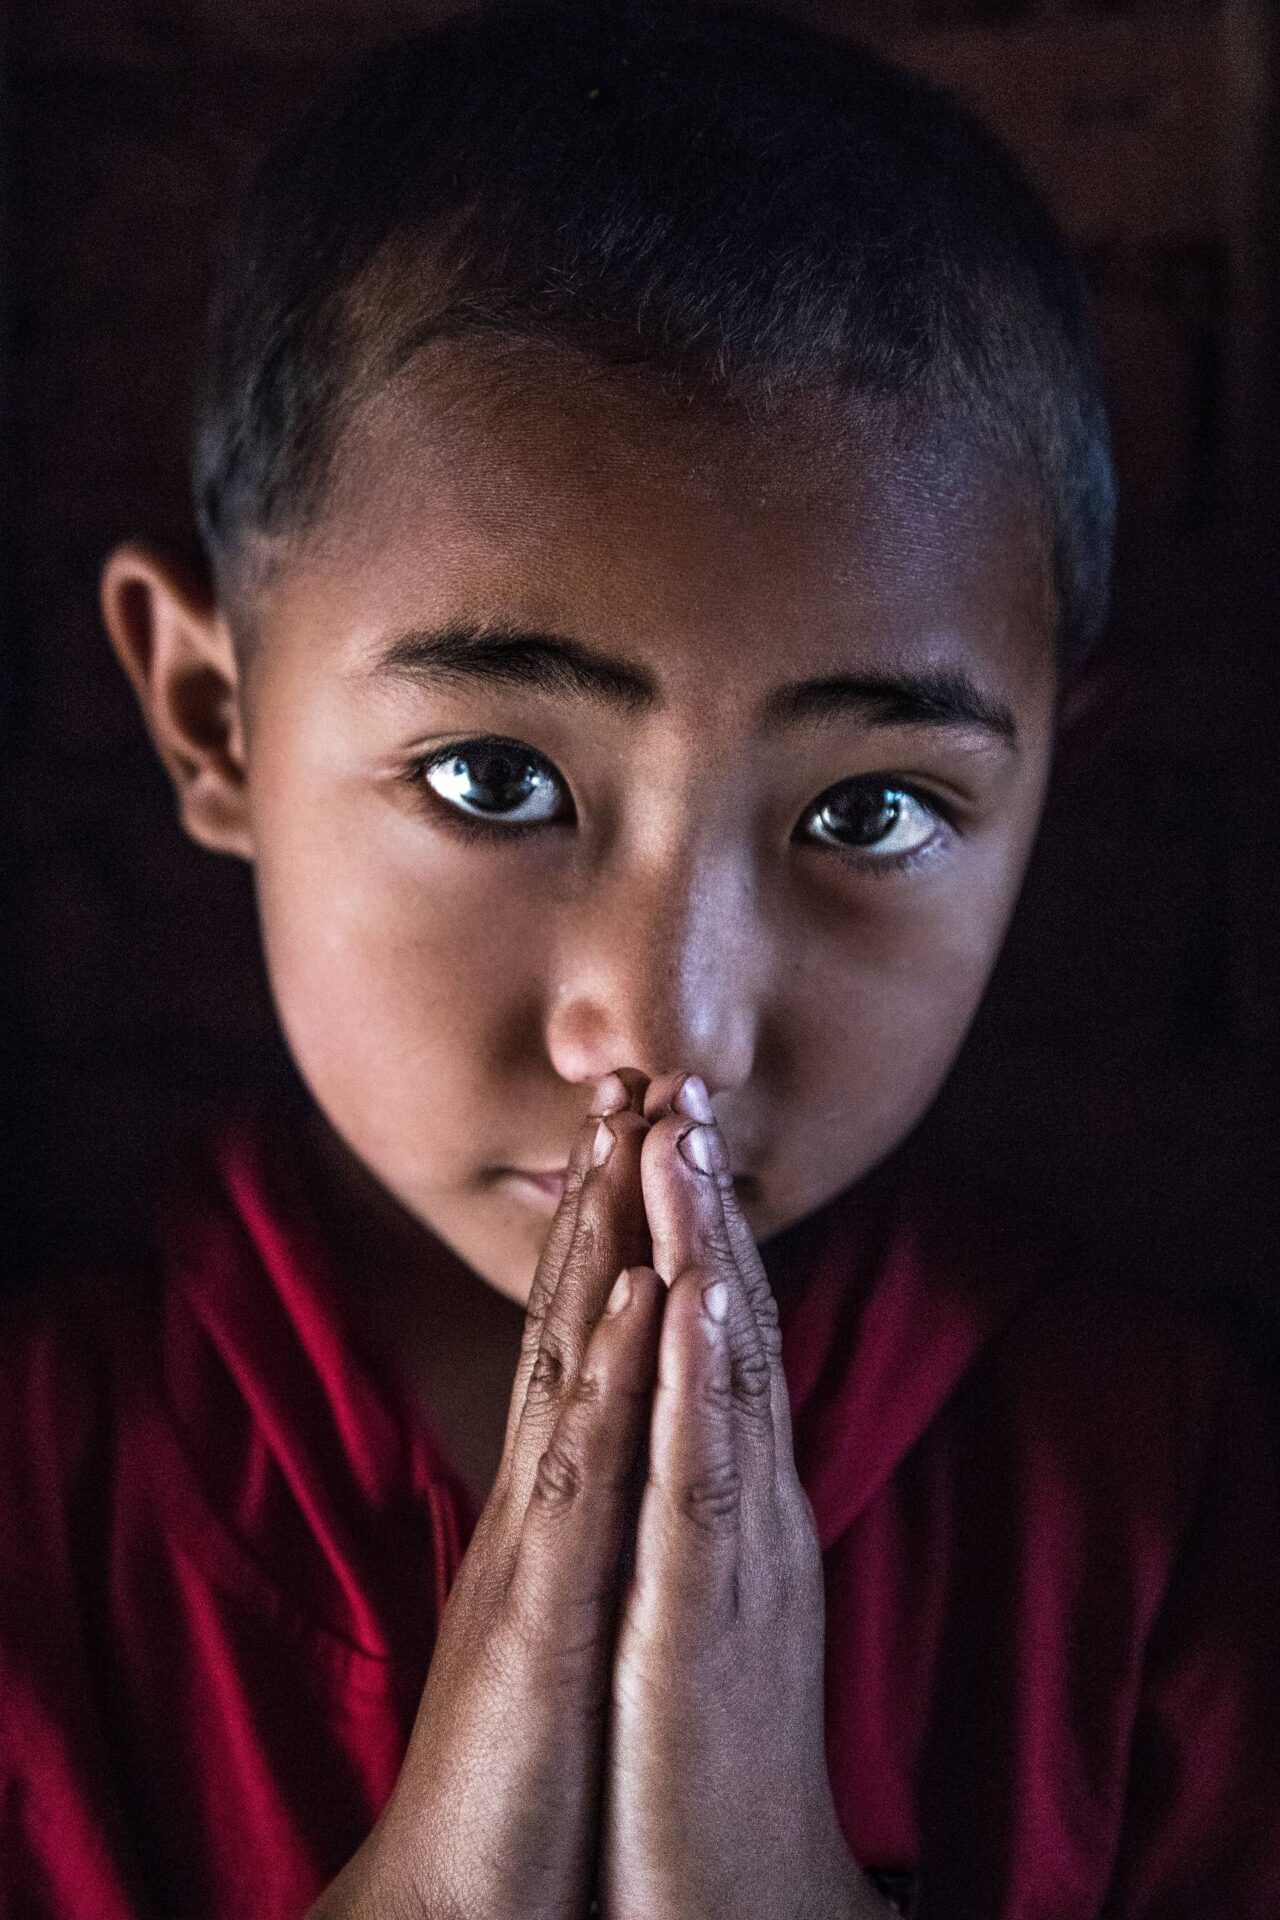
[371,621,656,712]
[367,621,1019,748]
[761,668,1018,745]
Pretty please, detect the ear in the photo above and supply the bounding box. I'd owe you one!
[100,542,254,861]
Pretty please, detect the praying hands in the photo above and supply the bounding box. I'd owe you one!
[307,1070,893,1920]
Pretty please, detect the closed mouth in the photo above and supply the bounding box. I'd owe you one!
[503,1166,570,1208]
[500,1162,761,1208]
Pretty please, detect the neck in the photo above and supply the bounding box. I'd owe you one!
[291,1099,527,1509]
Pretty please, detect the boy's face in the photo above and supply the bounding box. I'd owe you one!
[112,362,1061,1303]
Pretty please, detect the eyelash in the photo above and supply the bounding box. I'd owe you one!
[840,815,949,880]
[400,737,956,876]
[400,739,566,847]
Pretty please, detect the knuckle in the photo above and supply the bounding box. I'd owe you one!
[750,1282,784,1356]
[570,1361,604,1410]
[701,1216,739,1268]
[527,1336,570,1401]
[521,1286,552,1343]
[681,1456,742,1534]
[530,1436,584,1510]
[569,1186,608,1248]
[693,1361,735,1420]
[733,1343,774,1412]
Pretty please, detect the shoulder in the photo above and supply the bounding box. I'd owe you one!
[0,1250,171,1769]
[0,1254,154,1450]
[903,1161,1277,1535]
[809,1148,1276,1545]
[0,1254,163,1543]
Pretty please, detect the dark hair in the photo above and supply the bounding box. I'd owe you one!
[193,0,1115,672]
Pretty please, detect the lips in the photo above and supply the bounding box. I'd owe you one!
[514,1168,568,1199]
[502,1162,761,1213]
[501,1166,570,1213]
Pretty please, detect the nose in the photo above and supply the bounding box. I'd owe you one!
[543,842,762,1098]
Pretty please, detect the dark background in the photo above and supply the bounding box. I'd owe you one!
[4,1,1278,1361]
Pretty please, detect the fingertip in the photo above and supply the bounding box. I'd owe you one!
[643,1070,719,1125]
[659,1261,727,1358]
[640,1113,732,1235]
[611,1067,652,1113]
[621,1263,666,1309]
[589,1267,664,1359]
[589,1068,652,1118]
[673,1073,714,1122]
[642,1070,689,1122]
[639,1106,689,1165]
[638,1262,741,1618]
[569,1102,647,1187]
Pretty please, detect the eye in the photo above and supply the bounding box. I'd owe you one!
[417,738,567,827]
[800,778,942,863]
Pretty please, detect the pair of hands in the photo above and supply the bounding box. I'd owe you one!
[310,1069,891,1920]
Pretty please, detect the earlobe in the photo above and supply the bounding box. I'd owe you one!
[100,541,255,861]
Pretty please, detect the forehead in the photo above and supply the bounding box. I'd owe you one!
[263,349,1057,708]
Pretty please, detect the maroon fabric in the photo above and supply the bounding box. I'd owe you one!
[2,1102,1277,1918]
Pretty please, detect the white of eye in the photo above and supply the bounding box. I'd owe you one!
[423,746,563,824]
[805,786,938,857]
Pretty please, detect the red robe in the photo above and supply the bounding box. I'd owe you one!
[2,1099,1277,1918]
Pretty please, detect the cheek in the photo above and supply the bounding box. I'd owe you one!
[249,781,540,1185]
[771,856,1025,1217]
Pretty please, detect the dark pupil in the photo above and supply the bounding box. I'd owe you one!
[459,745,538,813]
[823,784,901,843]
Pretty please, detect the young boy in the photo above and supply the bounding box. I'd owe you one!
[3,2,1277,1915]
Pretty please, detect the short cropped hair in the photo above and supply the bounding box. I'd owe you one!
[193,0,1116,673]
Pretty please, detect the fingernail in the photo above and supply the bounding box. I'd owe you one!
[590,1073,630,1116]
[591,1118,615,1166]
[674,1074,714,1123]
[703,1279,729,1323]
[606,1270,632,1316]
[677,1124,715,1175]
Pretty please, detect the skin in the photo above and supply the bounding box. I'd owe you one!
[102,350,1076,1916]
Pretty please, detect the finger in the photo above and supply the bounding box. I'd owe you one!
[630,1261,739,1647]
[519,1072,649,1343]
[646,1094,800,1481]
[505,1071,651,1425]
[506,1265,664,1655]
[511,1108,653,1495]
[713,1190,815,1554]
[502,1084,627,1464]
[608,1066,652,1113]
[649,1075,783,1361]
[641,1112,777,1502]
[532,1074,632,1289]
[702,1129,801,1465]
[641,1068,705,1123]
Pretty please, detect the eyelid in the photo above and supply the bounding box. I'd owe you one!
[402,733,574,836]
[795,776,957,877]
[400,740,965,874]
[799,773,958,830]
